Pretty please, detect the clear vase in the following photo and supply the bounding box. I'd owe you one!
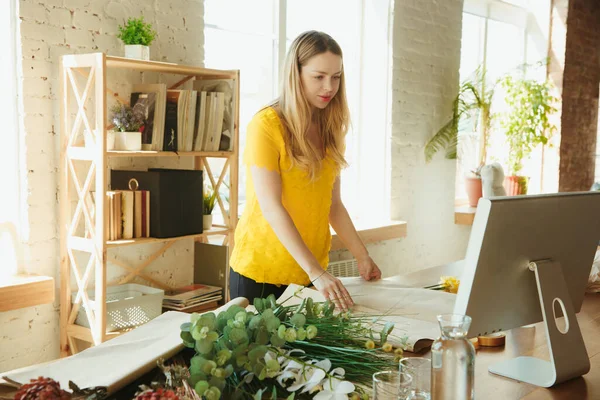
[431,314,475,400]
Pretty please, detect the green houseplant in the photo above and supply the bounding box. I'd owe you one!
[203,187,218,230]
[425,66,496,206]
[498,75,557,195]
[117,16,157,60]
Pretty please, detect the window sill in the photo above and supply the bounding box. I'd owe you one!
[330,220,407,251]
[0,274,55,312]
[455,206,476,225]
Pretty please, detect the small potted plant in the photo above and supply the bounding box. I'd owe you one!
[203,187,218,230]
[110,102,145,151]
[498,75,557,195]
[117,16,157,61]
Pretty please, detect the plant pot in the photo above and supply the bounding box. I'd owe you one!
[107,131,115,150]
[124,45,150,61]
[114,131,142,151]
[504,175,528,196]
[203,214,213,230]
[465,177,483,207]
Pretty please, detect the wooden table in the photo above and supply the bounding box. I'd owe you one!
[398,263,600,399]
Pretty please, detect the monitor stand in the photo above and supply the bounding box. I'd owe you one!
[488,259,590,387]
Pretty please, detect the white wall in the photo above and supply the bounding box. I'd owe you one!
[0,0,203,373]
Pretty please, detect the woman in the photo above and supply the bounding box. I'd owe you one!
[229,31,381,311]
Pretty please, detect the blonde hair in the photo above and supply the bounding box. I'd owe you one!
[270,31,349,180]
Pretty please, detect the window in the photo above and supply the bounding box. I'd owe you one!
[204,0,392,221]
[0,0,20,278]
[457,0,545,199]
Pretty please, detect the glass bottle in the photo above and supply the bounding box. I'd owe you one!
[430,314,475,400]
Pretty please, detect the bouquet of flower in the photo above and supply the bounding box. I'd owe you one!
[110,102,145,133]
[176,288,406,399]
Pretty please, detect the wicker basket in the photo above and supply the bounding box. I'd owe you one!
[72,283,164,332]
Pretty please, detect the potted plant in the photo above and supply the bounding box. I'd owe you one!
[109,102,145,151]
[203,187,218,230]
[117,16,157,61]
[425,66,496,206]
[498,75,557,195]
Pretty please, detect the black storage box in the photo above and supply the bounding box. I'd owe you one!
[111,169,203,238]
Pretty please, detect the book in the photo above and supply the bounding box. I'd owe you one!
[131,84,167,151]
[163,283,222,309]
[193,79,236,151]
[164,91,179,151]
[162,296,222,312]
[162,300,219,313]
[193,91,207,151]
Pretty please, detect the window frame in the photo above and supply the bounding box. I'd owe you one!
[204,0,393,222]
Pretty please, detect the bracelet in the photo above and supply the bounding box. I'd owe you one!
[310,270,327,284]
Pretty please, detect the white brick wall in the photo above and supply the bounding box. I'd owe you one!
[0,0,204,373]
[332,0,471,275]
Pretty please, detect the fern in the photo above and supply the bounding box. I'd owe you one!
[424,66,495,163]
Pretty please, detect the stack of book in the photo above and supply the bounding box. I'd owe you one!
[106,190,150,240]
[162,283,222,313]
[128,78,235,152]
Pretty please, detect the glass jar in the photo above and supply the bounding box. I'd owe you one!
[431,314,475,400]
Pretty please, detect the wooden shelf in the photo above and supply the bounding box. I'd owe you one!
[107,150,233,158]
[60,53,240,356]
[0,274,55,312]
[104,55,237,78]
[106,228,231,248]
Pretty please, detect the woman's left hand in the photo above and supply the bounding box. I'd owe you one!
[357,256,382,281]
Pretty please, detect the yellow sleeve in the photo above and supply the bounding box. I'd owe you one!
[243,111,281,172]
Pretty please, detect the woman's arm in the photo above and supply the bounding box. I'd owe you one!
[251,166,354,310]
[328,176,382,281]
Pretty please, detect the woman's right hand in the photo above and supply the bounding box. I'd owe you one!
[309,269,354,311]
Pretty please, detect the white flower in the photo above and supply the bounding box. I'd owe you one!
[313,377,355,400]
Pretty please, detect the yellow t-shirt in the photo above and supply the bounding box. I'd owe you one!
[229,107,338,286]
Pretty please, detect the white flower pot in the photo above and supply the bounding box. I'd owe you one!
[203,214,213,230]
[114,131,142,151]
[107,131,115,150]
[124,45,150,61]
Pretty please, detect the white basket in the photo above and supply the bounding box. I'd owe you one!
[72,283,164,332]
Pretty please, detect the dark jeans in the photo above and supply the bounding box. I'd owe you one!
[229,268,288,304]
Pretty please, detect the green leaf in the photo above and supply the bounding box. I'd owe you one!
[254,298,265,312]
[180,322,192,332]
[194,380,209,396]
[267,294,277,309]
[270,333,285,347]
[255,326,270,345]
[290,313,306,328]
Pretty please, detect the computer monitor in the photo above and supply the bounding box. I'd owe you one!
[453,191,600,387]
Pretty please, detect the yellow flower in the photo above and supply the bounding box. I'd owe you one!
[394,347,404,357]
[440,276,460,294]
[365,340,375,350]
[382,342,393,353]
